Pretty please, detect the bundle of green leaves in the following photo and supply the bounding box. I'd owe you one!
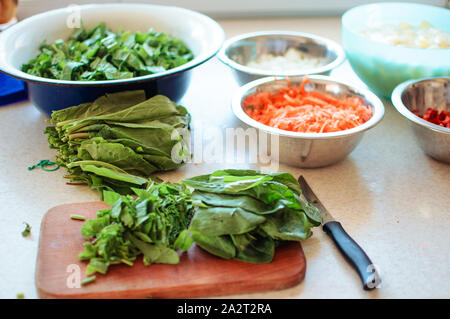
[45,90,191,197]
[79,181,195,276]
[22,22,194,81]
[182,169,322,263]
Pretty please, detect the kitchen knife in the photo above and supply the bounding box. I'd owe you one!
[298,175,381,290]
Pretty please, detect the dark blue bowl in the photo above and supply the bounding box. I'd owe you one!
[0,3,224,116]
[25,70,192,117]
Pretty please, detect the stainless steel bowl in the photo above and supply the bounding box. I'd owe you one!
[218,31,345,86]
[392,77,450,164]
[231,75,385,168]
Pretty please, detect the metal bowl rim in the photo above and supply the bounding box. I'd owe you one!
[217,30,346,77]
[391,76,450,135]
[231,75,385,140]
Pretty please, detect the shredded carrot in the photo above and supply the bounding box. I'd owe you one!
[243,78,373,133]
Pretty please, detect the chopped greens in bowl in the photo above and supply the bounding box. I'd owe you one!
[0,3,224,115]
[22,22,194,81]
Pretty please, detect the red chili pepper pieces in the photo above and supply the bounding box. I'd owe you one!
[413,108,450,129]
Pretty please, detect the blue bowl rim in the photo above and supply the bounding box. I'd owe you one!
[0,3,225,88]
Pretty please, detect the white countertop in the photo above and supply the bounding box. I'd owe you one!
[0,16,449,299]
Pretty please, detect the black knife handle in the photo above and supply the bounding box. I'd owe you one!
[323,221,381,290]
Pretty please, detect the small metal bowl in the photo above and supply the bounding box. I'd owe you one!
[392,77,450,164]
[231,75,385,168]
[218,31,345,86]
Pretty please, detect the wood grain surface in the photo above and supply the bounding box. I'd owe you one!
[35,202,307,299]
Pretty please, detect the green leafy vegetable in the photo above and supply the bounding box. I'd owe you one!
[22,22,194,81]
[45,90,191,197]
[22,223,31,237]
[173,229,194,251]
[181,169,322,263]
[81,276,96,286]
[70,214,86,221]
[78,180,195,277]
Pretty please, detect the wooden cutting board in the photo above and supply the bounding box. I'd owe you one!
[35,202,307,299]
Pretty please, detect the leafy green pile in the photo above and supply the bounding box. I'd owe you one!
[45,90,191,197]
[182,169,322,263]
[79,181,195,276]
[22,22,194,81]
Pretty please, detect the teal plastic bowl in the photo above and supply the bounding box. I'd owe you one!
[342,2,450,98]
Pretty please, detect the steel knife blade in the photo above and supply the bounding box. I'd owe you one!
[298,175,381,290]
[298,175,335,224]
